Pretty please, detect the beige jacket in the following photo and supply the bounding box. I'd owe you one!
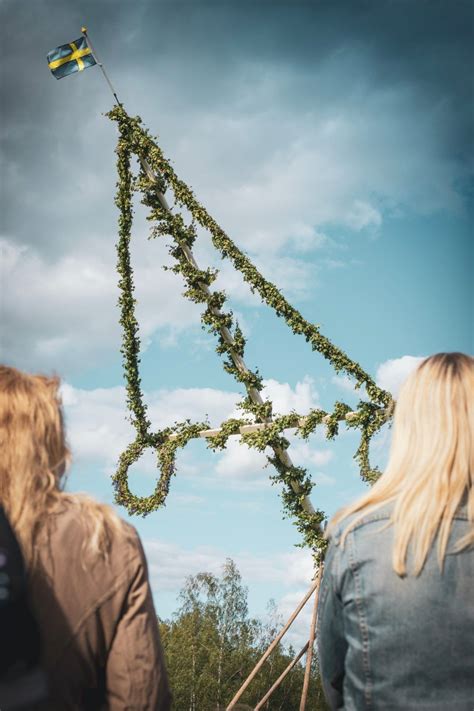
[27,502,172,710]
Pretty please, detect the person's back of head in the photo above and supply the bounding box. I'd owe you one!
[0,365,172,710]
[328,352,474,575]
[0,365,123,572]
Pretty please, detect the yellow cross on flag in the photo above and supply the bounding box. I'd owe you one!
[47,36,97,79]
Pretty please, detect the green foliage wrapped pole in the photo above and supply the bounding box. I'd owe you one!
[108,105,393,553]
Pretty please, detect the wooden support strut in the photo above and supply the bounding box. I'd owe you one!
[255,642,310,711]
[225,577,320,710]
[225,565,323,711]
[299,564,323,711]
[140,157,319,522]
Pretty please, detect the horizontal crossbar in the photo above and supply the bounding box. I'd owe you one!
[169,410,360,441]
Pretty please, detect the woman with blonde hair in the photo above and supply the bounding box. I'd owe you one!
[317,352,474,710]
[0,365,172,710]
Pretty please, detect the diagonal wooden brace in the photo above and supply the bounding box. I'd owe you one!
[140,157,319,523]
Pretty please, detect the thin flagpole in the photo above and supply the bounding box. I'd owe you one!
[81,26,121,105]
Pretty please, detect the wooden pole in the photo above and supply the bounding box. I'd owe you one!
[140,157,319,522]
[254,642,310,711]
[226,577,319,710]
[299,563,323,711]
[168,411,359,441]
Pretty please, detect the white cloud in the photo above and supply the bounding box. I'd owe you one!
[2,25,469,383]
[145,540,224,593]
[144,535,316,649]
[290,440,333,469]
[277,586,317,651]
[211,258,256,305]
[60,376,322,472]
[215,438,269,482]
[214,436,335,489]
[171,78,465,263]
[61,383,130,468]
[260,376,319,416]
[213,376,334,486]
[149,386,239,428]
[3,71,465,373]
[242,548,315,589]
[376,355,426,398]
[193,230,324,307]
[60,376,334,494]
[144,542,313,594]
[216,375,319,425]
[144,536,313,596]
[0,236,202,371]
[332,355,428,401]
[61,381,240,472]
[253,254,318,301]
[331,374,366,397]
[345,199,382,232]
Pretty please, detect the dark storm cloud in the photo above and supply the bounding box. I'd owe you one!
[1,0,472,253]
[0,0,472,371]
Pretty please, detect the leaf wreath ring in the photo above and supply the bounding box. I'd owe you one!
[112,420,209,516]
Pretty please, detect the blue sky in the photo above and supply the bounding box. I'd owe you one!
[1,0,472,642]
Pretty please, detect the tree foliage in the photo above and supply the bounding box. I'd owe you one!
[159,559,329,711]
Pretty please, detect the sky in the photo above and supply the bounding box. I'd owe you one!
[1,0,473,646]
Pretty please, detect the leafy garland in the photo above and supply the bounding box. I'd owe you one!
[109,106,393,551]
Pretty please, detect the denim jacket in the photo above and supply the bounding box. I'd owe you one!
[317,503,474,710]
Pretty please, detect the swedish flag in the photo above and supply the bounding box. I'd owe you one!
[47,36,96,79]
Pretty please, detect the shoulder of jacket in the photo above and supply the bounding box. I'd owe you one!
[44,498,143,569]
[329,501,470,546]
[328,504,394,546]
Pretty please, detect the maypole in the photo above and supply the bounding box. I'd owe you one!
[108,105,391,551]
[51,28,391,550]
[77,27,321,534]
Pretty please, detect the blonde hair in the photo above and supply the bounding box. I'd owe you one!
[327,352,474,576]
[0,365,123,570]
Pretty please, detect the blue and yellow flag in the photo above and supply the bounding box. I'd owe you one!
[47,36,96,79]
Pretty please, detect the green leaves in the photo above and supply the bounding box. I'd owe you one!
[107,105,393,550]
[161,559,330,710]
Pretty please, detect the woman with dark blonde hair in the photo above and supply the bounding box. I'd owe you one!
[0,365,172,710]
[317,352,474,710]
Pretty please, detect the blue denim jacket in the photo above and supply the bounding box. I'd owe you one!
[317,503,474,710]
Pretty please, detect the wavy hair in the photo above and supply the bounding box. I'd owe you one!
[0,365,123,570]
[327,352,474,576]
